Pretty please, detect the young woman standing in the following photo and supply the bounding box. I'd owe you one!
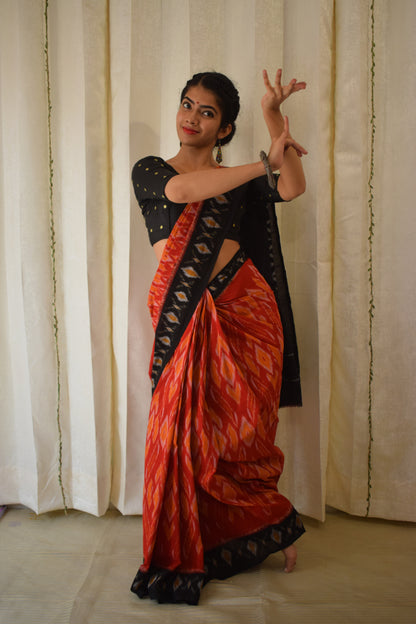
[131,69,307,605]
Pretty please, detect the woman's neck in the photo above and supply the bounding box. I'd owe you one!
[167,146,218,173]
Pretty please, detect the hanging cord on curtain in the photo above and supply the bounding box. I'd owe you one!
[366,0,376,518]
[44,0,67,513]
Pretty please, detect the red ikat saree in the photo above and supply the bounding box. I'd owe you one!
[131,197,305,604]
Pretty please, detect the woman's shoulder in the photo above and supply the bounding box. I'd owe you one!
[132,156,178,181]
[132,156,179,202]
[132,155,166,173]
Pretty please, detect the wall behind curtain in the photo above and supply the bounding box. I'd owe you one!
[0,0,415,522]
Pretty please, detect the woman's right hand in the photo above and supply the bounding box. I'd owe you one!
[261,69,306,114]
[268,115,307,171]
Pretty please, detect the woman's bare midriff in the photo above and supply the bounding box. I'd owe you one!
[153,238,241,282]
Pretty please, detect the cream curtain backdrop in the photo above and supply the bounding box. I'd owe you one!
[0,0,415,522]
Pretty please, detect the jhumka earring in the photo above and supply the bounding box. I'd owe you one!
[216,139,223,164]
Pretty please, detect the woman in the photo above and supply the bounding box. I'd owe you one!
[131,69,307,605]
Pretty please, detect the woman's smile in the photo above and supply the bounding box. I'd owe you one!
[182,126,199,135]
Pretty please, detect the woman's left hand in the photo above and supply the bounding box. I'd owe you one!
[261,68,306,113]
[268,115,308,171]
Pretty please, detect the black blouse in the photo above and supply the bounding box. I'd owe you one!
[131,156,284,245]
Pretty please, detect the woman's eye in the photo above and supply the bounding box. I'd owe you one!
[202,110,214,118]
[182,101,191,109]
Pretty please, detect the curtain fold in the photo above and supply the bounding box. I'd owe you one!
[0,0,415,522]
[326,0,416,521]
[1,0,54,512]
[274,0,335,520]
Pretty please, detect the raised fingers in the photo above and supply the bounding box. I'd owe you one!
[274,68,283,89]
[262,69,275,92]
[283,117,307,155]
[286,137,308,157]
[270,68,307,98]
[290,80,307,93]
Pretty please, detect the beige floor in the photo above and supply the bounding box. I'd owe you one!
[0,506,415,624]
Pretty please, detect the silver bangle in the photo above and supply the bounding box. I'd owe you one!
[259,151,276,189]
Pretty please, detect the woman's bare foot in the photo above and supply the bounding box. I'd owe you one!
[282,544,297,573]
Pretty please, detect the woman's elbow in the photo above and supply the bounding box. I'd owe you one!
[295,179,306,198]
[280,179,306,201]
[165,178,191,204]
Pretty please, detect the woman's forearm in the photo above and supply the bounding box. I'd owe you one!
[263,108,306,200]
[278,148,306,200]
[165,161,264,203]
[263,107,285,139]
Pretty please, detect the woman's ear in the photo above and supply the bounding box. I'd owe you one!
[218,123,232,141]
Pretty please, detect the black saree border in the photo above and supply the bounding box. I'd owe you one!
[151,194,239,392]
[264,201,302,407]
[207,248,247,300]
[203,506,305,581]
[130,507,305,605]
[240,195,302,407]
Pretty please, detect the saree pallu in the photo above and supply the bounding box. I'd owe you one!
[131,198,305,605]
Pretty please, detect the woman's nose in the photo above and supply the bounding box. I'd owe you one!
[186,110,197,124]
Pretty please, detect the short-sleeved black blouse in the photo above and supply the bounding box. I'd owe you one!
[132,156,284,246]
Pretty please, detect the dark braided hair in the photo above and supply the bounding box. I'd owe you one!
[180,72,240,145]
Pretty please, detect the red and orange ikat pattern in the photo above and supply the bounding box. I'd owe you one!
[141,259,293,575]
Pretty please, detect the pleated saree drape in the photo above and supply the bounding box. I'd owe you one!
[1,0,415,523]
[130,186,304,603]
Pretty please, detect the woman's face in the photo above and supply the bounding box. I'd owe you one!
[176,85,231,149]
